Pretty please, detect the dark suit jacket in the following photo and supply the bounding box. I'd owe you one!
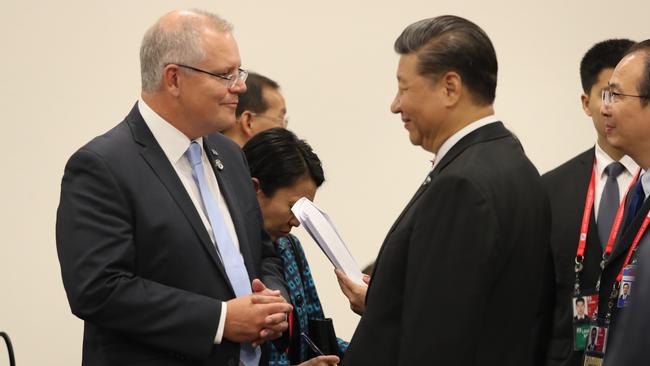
[605,202,650,366]
[541,148,603,366]
[56,103,287,366]
[542,148,644,366]
[342,122,551,366]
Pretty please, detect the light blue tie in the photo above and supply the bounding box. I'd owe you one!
[186,141,260,366]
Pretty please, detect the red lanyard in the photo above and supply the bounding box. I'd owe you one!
[616,209,650,283]
[576,161,639,260]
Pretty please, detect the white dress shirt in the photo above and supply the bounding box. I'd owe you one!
[431,115,500,170]
[139,99,235,344]
[593,143,639,218]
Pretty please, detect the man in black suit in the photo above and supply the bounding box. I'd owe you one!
[541,39,637,366]
[56,9,292,366]
[337,15,550,366]
[600,39,650,366]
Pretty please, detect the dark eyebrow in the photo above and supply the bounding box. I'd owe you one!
[608,82,620,90]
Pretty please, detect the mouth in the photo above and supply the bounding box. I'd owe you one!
[221,101,238,108]
[605,123,615,134]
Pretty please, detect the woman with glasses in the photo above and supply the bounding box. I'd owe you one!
[243,128,347,366]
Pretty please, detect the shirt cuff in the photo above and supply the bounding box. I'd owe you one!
[214,301,227,344]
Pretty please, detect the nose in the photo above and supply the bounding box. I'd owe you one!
[600,102,612,117]
[390,93,401,114]
[289,214,300,228]
[229,79,247,94]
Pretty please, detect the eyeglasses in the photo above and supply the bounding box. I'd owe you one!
[172,63,248,89]
[251,113,289,127]
[602,88,649,106]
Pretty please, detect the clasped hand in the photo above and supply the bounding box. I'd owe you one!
[224,278,292,346]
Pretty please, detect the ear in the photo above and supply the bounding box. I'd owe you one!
[162,64,182,97]
[441,71,462,106]
[240,111,255,137]
[581,93,592,117]
[251,177,262,194]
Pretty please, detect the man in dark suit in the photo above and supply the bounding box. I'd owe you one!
[541,39,637,366]
[600,39,650,366]
[223,72,288,147]
[56,10,292,366]
[337,15,550,366]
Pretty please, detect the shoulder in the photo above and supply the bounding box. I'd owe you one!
[541,147,593,186]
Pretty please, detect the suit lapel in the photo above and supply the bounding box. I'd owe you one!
[203,138,256,280]
[610,197,650,262]
[432,122,511,176]
[125,104,232,285]
[374,122,511,277]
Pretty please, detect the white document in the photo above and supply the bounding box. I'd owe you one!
[291,197,365,285]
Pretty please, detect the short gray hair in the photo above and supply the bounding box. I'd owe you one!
[140,9,232,92]
[626,39,650,107]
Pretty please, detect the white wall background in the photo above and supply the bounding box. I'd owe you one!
[0,0,647,364]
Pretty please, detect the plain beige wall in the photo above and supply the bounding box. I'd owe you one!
[1,0,648,364]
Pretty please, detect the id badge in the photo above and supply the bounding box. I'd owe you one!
[583,320,609,366]
[572,294,598,350]
[583,354,604,366]
[617,265,636,308]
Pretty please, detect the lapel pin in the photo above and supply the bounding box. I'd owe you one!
[213,159,224,171]
[423,176,431,186]
[211,148,219,156]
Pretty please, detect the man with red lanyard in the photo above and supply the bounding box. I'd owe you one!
[542,39,638,366]
[599,39,650,366]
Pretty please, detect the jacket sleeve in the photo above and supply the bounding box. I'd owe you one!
[56,147,222,360]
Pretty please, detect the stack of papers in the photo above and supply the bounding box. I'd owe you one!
[291,197,364,285]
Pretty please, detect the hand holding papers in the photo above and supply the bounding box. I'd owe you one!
[291,197,365,285]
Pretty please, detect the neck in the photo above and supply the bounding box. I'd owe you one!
[428,104,495,154]
[597,136,626,161]
[222,129,246,147]
[142,92,201,140]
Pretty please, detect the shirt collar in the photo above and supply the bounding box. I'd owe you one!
[432,115,499,170]
[138,99,199,163]
[594,142,639,179]
[641,169,650,199]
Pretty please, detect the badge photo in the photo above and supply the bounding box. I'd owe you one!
[572,295,597,322]
[585,324,608,354]
[617,265,636,308]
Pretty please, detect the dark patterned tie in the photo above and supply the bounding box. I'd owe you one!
[597,162,625,248]
[622,175,646,234]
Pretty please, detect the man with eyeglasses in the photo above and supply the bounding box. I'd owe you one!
[56,9,293,366]
[223,72,289,147]
[541,39,638,366]
[599,39,650,366]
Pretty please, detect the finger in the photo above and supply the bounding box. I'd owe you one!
[261,301,293,314]
[251,278,266,293]
[251,293,284,304]
[362,274,371,285]
[316,355,340,362]
[257,328,283,342]
[265,312,288,325]
[263,320,289,334]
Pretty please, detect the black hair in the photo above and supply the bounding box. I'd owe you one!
[243,128,324,197]
[575,297,585,304]
[580,39,635,94]
[394,15,497,105]
[236,72,280,117]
